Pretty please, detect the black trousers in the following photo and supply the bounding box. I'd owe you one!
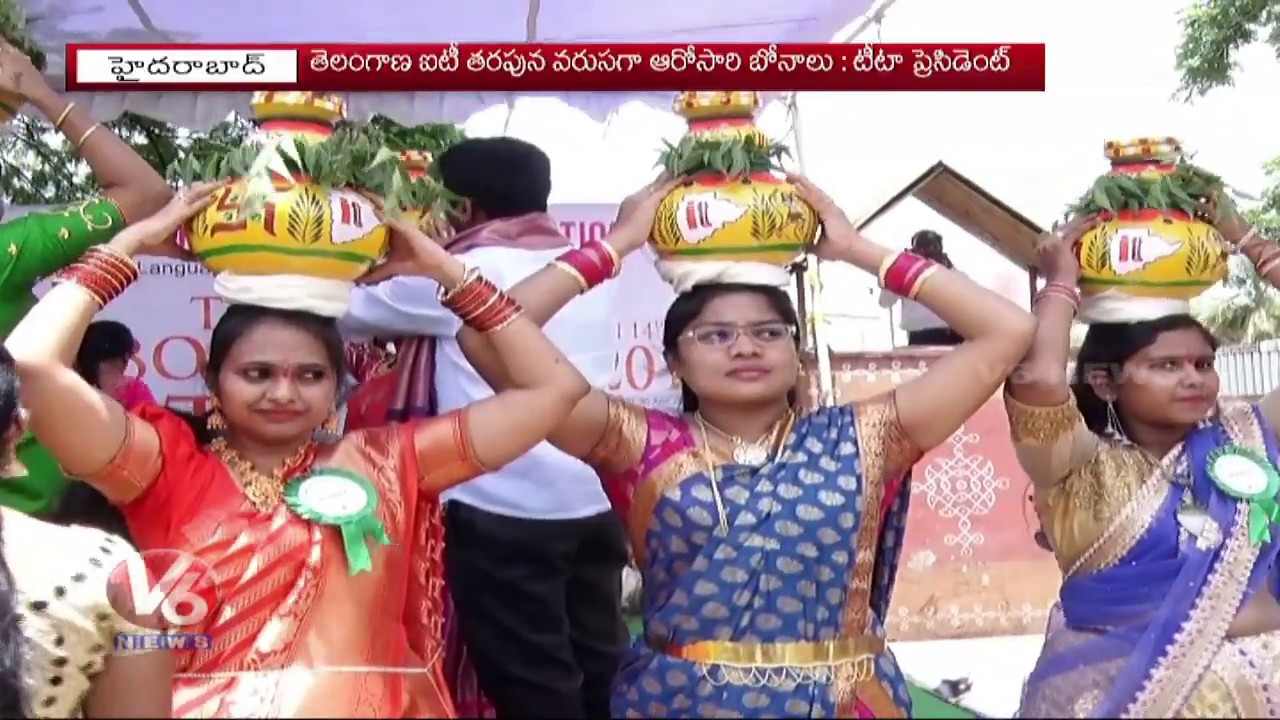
[907,327,964,346]
[444,502,629,719]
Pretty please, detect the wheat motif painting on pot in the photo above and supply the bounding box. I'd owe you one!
[651,91,818,286]
[184,92,388,282]
[1070,137,1228,322]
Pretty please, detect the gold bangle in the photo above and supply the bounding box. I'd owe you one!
[906,264,942,300]
[92,243,141,270]
[598,241,623,271]
[54,102,76,131]
[75,124,100,149]
[483,309,524,335]
[436,265,479,302]
[876,252,899,288]
[550,259,589,292]
[1237,226,1261,250]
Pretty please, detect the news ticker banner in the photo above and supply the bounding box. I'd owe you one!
[34,204,682,415]
[65,43,1046,92]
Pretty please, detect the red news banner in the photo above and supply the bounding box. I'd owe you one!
[65,43,1046,92]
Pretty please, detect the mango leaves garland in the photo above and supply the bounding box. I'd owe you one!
[1066,156,1234,223]
[658,134,790,178]
[167,120,463,218]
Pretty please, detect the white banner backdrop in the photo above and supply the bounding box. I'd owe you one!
[32,204,680,415]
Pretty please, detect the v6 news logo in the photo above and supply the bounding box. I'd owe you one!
[105,549,219,651]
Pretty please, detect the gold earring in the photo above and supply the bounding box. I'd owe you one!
[321,410,342,437]
[206,398,226,432]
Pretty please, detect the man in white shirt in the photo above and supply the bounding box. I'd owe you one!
[878,229,965,346]
[341,138,626,719]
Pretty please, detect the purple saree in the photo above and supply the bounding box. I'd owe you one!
[1020,402,1280,717]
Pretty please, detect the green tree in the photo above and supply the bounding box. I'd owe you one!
[0,111,464,207]
[0,112,253,205]
[1175,0,1280,99]
[1177,0,1280,341]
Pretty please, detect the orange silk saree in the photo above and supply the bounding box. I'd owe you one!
[93,406,456,718]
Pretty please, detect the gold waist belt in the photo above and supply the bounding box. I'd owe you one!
[651,636,885,667]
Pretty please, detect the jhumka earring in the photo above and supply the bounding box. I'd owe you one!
[316,409,342,441]
[1104,400,1131,444]
[206,398,227,433]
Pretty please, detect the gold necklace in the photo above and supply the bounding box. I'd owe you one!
[694,410,796,534]
[210,438,317,513]
[696,411,789,466]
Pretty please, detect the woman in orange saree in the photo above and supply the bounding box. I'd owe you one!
[4,185,595,717]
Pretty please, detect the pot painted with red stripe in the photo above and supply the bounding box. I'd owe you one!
[1077,139,1227,301]
[650,91,818,266]
[186,92,389,281]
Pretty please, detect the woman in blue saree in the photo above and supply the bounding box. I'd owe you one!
[1009,209,1280,717]
[456,174,1036,717]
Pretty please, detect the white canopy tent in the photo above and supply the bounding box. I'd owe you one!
[21,0,878,127]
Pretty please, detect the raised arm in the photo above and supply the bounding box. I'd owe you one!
[1214,204,1280,429]
[791,174,1036,453]
[367,219,591,487]
[0,42,171,241]
[1007,216,1100,407]
[454,178,677,459]
[4,187,220,487]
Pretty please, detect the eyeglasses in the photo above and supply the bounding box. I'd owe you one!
[682,322,797,347]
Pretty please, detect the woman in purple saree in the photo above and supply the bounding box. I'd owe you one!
[458,174,1037,717]
[1010,210,1280,717]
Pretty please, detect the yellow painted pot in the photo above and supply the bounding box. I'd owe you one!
[1077,138,1227,303]
[186,92,388,281]
[1078,209,1226,299]
[650,91,818,266]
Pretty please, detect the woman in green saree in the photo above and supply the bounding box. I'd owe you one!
[0,41,173,516]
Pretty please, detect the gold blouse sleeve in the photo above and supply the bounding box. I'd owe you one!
[81,414,163,505]
[1005,390,1100,492]
[854,391,922,485]
[416,410,490,495]
[583,396,649,478]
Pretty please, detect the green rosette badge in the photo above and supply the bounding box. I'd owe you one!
[285,469,391,575]
[1207,445,1280,545]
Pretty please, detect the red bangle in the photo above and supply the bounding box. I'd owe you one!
[581,241,621,277]
[557,240,621,292]
[440,272,524,333]
[880,252,937,299]
[51,247,141,308]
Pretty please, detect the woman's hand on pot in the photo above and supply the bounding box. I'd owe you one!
[788,173,862,261]
[357,211,456,284]
[0,41,50,103]
[1198,192,1253,248]
[607,174,683,255]
[1038,213,1100,285]
[111,181,223,255]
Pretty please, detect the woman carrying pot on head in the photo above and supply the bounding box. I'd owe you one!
[4,182,595,718]
[0,41,175,518]
[0,343,173,718]
[455,174,1036,718]
[1010,204,1280,717]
